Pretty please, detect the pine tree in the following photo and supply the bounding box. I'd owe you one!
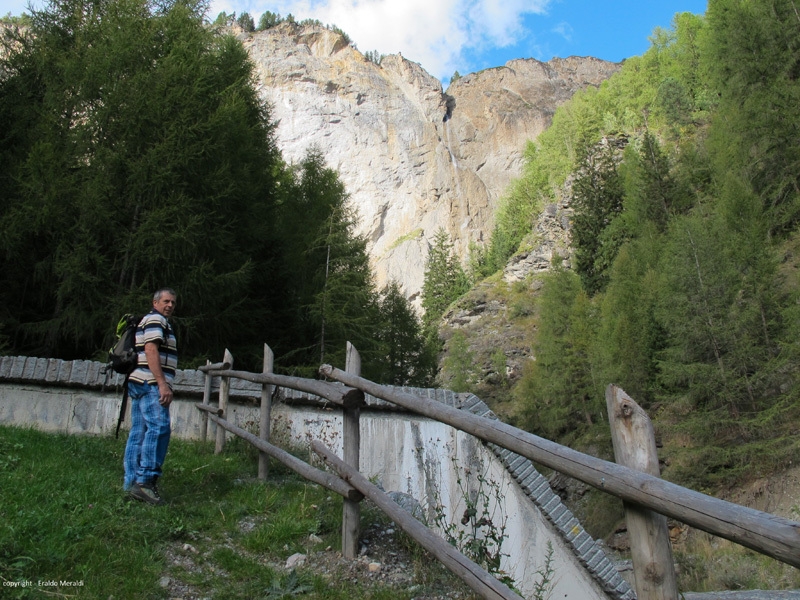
[515,263,600,441]
[704,0,800,235]
[375,281,434,385]
[441,330,477,392]
[236,12,255,32]
[275,148,382,377]
[571,140,625,295]
[0,0,283,362]
[421,228,470,331]
[257,11,282,30]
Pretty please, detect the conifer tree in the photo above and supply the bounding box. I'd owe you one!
[441,330,477,393]
[571,141,625,295]
[704,0,800,235]
[375,280,434,386]
[237,12,255,32]
[421,228,470,331]
[0,0,283,362]
[515,263,600,440]
[275,148,383,377]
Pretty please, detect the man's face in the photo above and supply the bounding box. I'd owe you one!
[153,293,177,318]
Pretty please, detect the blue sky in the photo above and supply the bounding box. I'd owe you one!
[1,0,708,82]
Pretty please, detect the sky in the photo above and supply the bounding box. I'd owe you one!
[1,0,708,83]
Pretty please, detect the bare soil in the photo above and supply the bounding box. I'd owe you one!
[160,511,476,600]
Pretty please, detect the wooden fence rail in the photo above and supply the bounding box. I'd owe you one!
[195,344,800,600]
[318,364,800,570]
[200,407,525,600]
[311,439,523,600]
[203,409,362,502]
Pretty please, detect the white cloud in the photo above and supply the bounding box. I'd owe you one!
[209,0,551,80]
[552,21,573,43]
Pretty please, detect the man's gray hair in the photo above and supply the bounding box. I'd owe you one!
[153,288,177,302]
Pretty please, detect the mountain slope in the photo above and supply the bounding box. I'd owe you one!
[241,22,619,303]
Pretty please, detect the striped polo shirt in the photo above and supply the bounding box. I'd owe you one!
[128,309,178,386]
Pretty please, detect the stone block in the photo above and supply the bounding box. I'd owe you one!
[33,358,49,380]
[9,357,26,379]
[45,359,62,383]
[57,361,73,384]
[70,360,89,386]
[22,357,37,379]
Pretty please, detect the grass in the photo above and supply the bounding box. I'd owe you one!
[674,531,800,592]
[0,425,465,600]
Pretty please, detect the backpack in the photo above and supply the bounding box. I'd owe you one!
[107,313,141,438]
[108,313,140,375]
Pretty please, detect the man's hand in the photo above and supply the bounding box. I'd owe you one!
[158,381,173,406]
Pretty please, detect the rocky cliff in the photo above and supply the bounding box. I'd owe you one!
[241,23,620,303]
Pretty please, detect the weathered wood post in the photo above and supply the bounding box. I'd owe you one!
[215,349,234,455]
[606,384,678,600]
[201,360,212,442]
[341,342,362,559]
[258,344,274,481]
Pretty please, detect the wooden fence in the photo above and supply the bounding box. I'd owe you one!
[194,343,800,600]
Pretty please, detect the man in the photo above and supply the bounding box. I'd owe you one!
[124,288,178,505]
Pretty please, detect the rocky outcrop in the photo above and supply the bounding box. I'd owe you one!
[241,23,620,302]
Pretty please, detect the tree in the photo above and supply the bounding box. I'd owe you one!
[703,0,800,236]
[0,0,283,363]
[257,11,281,30]
[421,229,470,331]
[374,280,434,386]
[441,330,477,392]
[273,148,383,377]
[364,50,382,65]
[515,263,600,441]
[617,132,693,237]
[213,11,235,27]
[570,139,626,295]
[596,238,664,406]
[236,11,254,32]
[310,203,379,374]
[655,199,784,418]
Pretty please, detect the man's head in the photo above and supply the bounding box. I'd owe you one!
[152,288,177,318]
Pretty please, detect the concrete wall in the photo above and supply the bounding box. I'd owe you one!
[0,356,634,600]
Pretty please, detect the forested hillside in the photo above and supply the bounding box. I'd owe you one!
[0,0,433,384]
[461,0,800,493]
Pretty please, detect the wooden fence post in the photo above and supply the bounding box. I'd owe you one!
[215,349,234,455]
[258,344,274,481]
[606,384,678,600]
[201,360,212,443]
[341,342,361,559]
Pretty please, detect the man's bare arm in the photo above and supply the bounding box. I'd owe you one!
[144,341,173,406]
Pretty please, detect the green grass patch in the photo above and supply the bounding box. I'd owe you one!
[0,425,461,599]
[385,229,423,253]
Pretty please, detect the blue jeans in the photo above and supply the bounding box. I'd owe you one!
[123,381,171,490]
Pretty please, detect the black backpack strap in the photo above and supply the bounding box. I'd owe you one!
[115,375,130,439]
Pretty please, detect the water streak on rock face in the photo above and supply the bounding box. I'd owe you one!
[243,23,620,304]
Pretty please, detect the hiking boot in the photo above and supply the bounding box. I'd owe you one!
[129,481,165,506]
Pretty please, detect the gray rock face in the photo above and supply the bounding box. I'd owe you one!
[242,23,620,303]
